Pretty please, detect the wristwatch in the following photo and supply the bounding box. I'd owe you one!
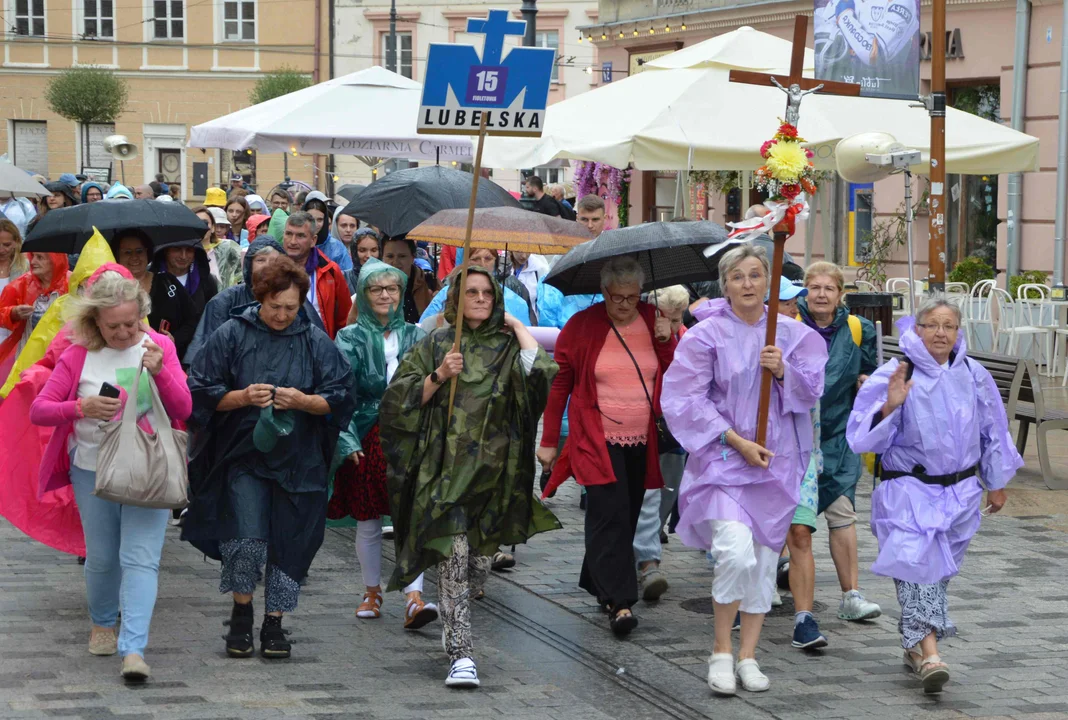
[430,371,444,385]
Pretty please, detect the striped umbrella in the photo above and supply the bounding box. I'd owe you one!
[407,207,592,255]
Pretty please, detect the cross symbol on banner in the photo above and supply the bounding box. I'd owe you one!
[466,9,527,66]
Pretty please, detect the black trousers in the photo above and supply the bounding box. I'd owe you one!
[579,442,648,612]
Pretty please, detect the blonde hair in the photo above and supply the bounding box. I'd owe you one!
[66,271,151,351]
[654,284,691,313]
[803,261,847,306]
[0,219,29,278]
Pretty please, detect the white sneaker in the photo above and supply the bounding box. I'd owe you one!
[445,658,480,688]
[707,652,736,696]
[838,590,881,621]
[735,658,770,692]
[771,589,783,607]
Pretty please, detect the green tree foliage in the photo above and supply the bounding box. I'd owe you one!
[947,255,995,287]
[249,66,313,105]
[45,66,129,123]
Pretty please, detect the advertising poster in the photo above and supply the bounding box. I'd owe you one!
[813,0,921,99]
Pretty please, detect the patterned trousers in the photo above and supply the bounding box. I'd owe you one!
[219,539,301,614]
[894,578,957,650]
[437,534,491,662]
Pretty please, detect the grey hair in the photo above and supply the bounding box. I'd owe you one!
[653,284,691,313]
[286,211,315,230]
[718,244,770,285]
[66,271,152,352]
[600,256,645,291]
[915,292,963,326]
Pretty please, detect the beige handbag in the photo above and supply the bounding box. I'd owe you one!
[94,360,189,509]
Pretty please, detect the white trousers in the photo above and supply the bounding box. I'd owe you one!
[708,520,779,614]
[355,518,423,594]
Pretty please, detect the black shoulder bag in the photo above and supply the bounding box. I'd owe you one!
[609,322,681,453]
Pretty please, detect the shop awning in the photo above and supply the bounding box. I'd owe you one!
[482,27,1039,175]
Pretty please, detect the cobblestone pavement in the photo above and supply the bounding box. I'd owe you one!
[2,443,1068,719]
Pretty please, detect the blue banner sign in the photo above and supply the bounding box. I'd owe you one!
[418,9,556,137]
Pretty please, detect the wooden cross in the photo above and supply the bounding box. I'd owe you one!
[728,15,861,447]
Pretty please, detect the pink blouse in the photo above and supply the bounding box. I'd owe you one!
[594,319,658,445]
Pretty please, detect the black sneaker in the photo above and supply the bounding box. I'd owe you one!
[260,616,291,659]
[223,601,254,658]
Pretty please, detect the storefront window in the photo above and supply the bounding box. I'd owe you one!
[947,85,1000,268]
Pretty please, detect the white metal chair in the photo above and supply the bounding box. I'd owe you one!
[993,287,1053,371]
[854,280,878,292]
[1016,284,1058,374]
[946,281,970,295]
[887,277,922,320]
[967,279,997,351]
[945,293,970,341]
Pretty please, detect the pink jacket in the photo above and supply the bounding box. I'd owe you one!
[29,329,192,497]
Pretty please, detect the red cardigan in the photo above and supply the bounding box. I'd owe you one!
[540,302,676,494]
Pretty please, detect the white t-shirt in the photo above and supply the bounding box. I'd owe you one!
[384,331,400,383]
[71,341,156,471]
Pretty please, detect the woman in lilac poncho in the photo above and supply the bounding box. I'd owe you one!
[661,245,826,697]
[847,295,1021,694]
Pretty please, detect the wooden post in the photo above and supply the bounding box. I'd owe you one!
[756,231,787,446]
[447,112,490,418]
[928,0,948,291]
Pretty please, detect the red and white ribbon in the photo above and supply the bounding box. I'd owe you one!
[724,197,810,242]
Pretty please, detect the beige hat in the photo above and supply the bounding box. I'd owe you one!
[207,206,229,225]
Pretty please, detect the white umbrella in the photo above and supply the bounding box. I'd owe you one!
[0,161,50,197]
[188,66,473,162]
[482,27,1038,175]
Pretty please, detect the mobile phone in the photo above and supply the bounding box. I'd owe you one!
[99,382,121,399]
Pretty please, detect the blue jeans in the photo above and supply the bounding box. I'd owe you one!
[632,453,687,566]
[69,459,169,657]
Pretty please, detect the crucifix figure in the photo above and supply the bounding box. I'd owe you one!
[770,78,824,127]
[728,15,861,446]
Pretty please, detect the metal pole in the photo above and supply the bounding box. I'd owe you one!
[1006,0,1031,278]
[927,0,948,291]
[905,170,917,312]
[1054,0,1068,284]
[387,0,397,72]
[521,0,537,46]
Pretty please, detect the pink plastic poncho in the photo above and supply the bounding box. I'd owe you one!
[847,318,1022,585]
[661,299,827,551]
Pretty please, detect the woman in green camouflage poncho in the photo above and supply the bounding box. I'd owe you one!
[379,265,560,689]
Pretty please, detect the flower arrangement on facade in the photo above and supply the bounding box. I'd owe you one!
[754,121,817,203]
[574,161,632,225]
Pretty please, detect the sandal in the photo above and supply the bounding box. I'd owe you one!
[609,608,638,637]
[491,551,515,571]
[903,649,923,673]
[356,590,383,619]
[404,596,439,630]
[919,655,950,694]
[707,652,736,696]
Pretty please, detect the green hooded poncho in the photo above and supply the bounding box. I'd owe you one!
[379,266,561,590]
[267,208,289,243]
[334,259,426,461]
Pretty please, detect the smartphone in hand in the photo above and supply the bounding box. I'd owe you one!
[99,382,121,399]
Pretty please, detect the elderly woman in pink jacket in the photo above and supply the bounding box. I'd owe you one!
[30,267,191,684]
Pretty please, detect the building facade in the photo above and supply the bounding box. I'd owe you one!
[582,0,1061,282]
[0,0,327,201]
[332,0,600,192]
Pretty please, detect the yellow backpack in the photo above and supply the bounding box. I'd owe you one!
[797,313,863,347]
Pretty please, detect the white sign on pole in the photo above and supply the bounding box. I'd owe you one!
[86,123,116,167]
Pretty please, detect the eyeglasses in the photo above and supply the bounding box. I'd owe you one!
[917,323,959,334]
[367,285,400,297]
[608,294,641,306]
[465,289,494,299]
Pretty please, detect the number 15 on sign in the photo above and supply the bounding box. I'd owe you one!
[466,65,509,105]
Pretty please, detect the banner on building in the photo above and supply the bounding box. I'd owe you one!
[813,0,921,99]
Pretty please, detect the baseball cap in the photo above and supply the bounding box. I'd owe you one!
[230,172,244,182]
[59,173,79,187]
[779,276,808,301]
[204,187,227,207]
[207,206,230,225]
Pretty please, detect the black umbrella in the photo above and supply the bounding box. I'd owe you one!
[23,199,208,254]
[341,166,519,237]
[546,220,736,295]
[335,184,365,202]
